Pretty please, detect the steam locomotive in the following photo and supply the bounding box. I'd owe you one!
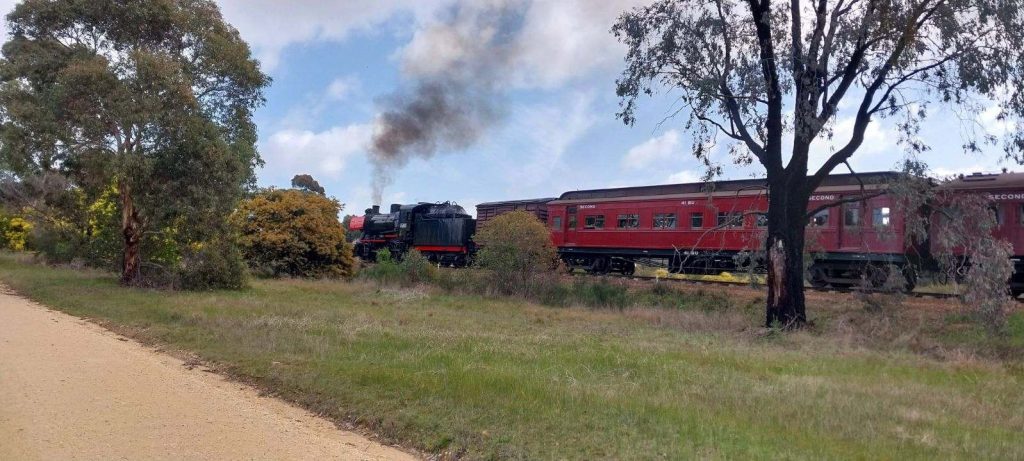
[350,202,476,266]
[350,171,1024,295]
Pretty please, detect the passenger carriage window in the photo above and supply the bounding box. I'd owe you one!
[584,215,604,229]
[690,212,703,229]
[809,210,829,227]
[653,213,677,229]
[552,216,562,230]
[568,214,576,229]
[756,214,768,228]
[872,207,891,227]
[844,204,861,227]
[1019,204,1024,225]
[717,212,743,228]
[990,205,1003,226]
[617,214,639,228]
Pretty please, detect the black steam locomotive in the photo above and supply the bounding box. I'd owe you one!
[351,202,476,266]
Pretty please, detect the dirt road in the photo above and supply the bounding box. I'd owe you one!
[0,289,416,461]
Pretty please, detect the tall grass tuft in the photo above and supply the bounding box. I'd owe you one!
[359,249,437,287]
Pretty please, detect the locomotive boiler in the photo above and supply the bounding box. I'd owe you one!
[351,202,476,266]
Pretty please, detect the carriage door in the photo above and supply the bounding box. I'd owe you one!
[564,206,578,245]
[838,201,863,250]
[1005,201,1023,254]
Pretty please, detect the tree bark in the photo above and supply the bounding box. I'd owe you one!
[119,179,143,287]
[764,175,809,328]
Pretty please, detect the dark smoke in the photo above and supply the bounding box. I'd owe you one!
[369,2,526,204]
[370,81,502,204]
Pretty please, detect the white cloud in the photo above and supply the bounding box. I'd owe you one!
[667,170,700,183]
[500,92,598,189]
[807,116,893,171]
[217,0,447,71]
[260,123,374,184]
[326,75,360,101]
[398,0,648,88]
[508,0,648,88]
[623,130,680,169]
[233,0,648,88]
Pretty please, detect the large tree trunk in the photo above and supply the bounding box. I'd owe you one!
[764,176,809,328]
[119,180,143,286]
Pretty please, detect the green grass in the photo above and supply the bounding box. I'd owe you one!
[1,254,1022,460]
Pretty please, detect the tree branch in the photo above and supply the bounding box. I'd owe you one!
[809,0,944,193]
[745,0,785,171]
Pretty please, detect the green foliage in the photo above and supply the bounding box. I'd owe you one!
[290,174,326,195]
[963,239,1015,334]
[0,0,269,287]
[178,239,248,290]
[360,249,436,286]
[396,249,436,284]
[427,267,735,312]
[233,189,355,278]
[473,210,559,295]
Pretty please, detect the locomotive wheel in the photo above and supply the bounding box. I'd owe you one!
[622,261,636,276]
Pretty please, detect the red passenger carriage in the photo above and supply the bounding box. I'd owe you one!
[546,172,918,288]
[936,172,1024,294]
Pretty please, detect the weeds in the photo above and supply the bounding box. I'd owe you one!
[361,256,738,313]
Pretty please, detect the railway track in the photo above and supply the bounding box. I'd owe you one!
[583,272,961,300]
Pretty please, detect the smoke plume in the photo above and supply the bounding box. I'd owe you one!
[369,2,525,204]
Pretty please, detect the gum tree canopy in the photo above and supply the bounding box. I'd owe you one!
[0,0,269,286]
[614,0,1024,327]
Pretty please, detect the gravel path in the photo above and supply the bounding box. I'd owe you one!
[0,289,416,461]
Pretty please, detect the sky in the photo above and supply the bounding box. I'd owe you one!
[0,0,1016,216]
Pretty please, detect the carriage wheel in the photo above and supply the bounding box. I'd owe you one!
[808,265,828,288]
[866,264,890,289]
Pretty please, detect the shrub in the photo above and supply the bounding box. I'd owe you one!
[962,239,1015,334]
[474,210,559,295]
[233,188,355,278]
[177,240,248,290]
[360,249,437,286]
[0,214,31,251]
[359,248,401,285]
[397,249,436,284]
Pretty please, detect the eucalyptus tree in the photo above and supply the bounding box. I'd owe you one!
[613,0,1024,327]
[0,0,269,286]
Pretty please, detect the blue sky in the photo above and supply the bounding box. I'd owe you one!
[3,0,1013,216]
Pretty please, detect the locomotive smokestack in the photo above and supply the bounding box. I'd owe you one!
[368,3,524,204]
[371,205,380,214]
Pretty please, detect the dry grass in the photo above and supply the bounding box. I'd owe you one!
[1,254,1022,460]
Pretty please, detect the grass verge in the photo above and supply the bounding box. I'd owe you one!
[0,254,1022,459]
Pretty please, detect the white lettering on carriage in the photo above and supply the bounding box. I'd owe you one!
[578,204,596,209]
[680,200,697,205]
[988,193,1024,201]
[809,194,837,201]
